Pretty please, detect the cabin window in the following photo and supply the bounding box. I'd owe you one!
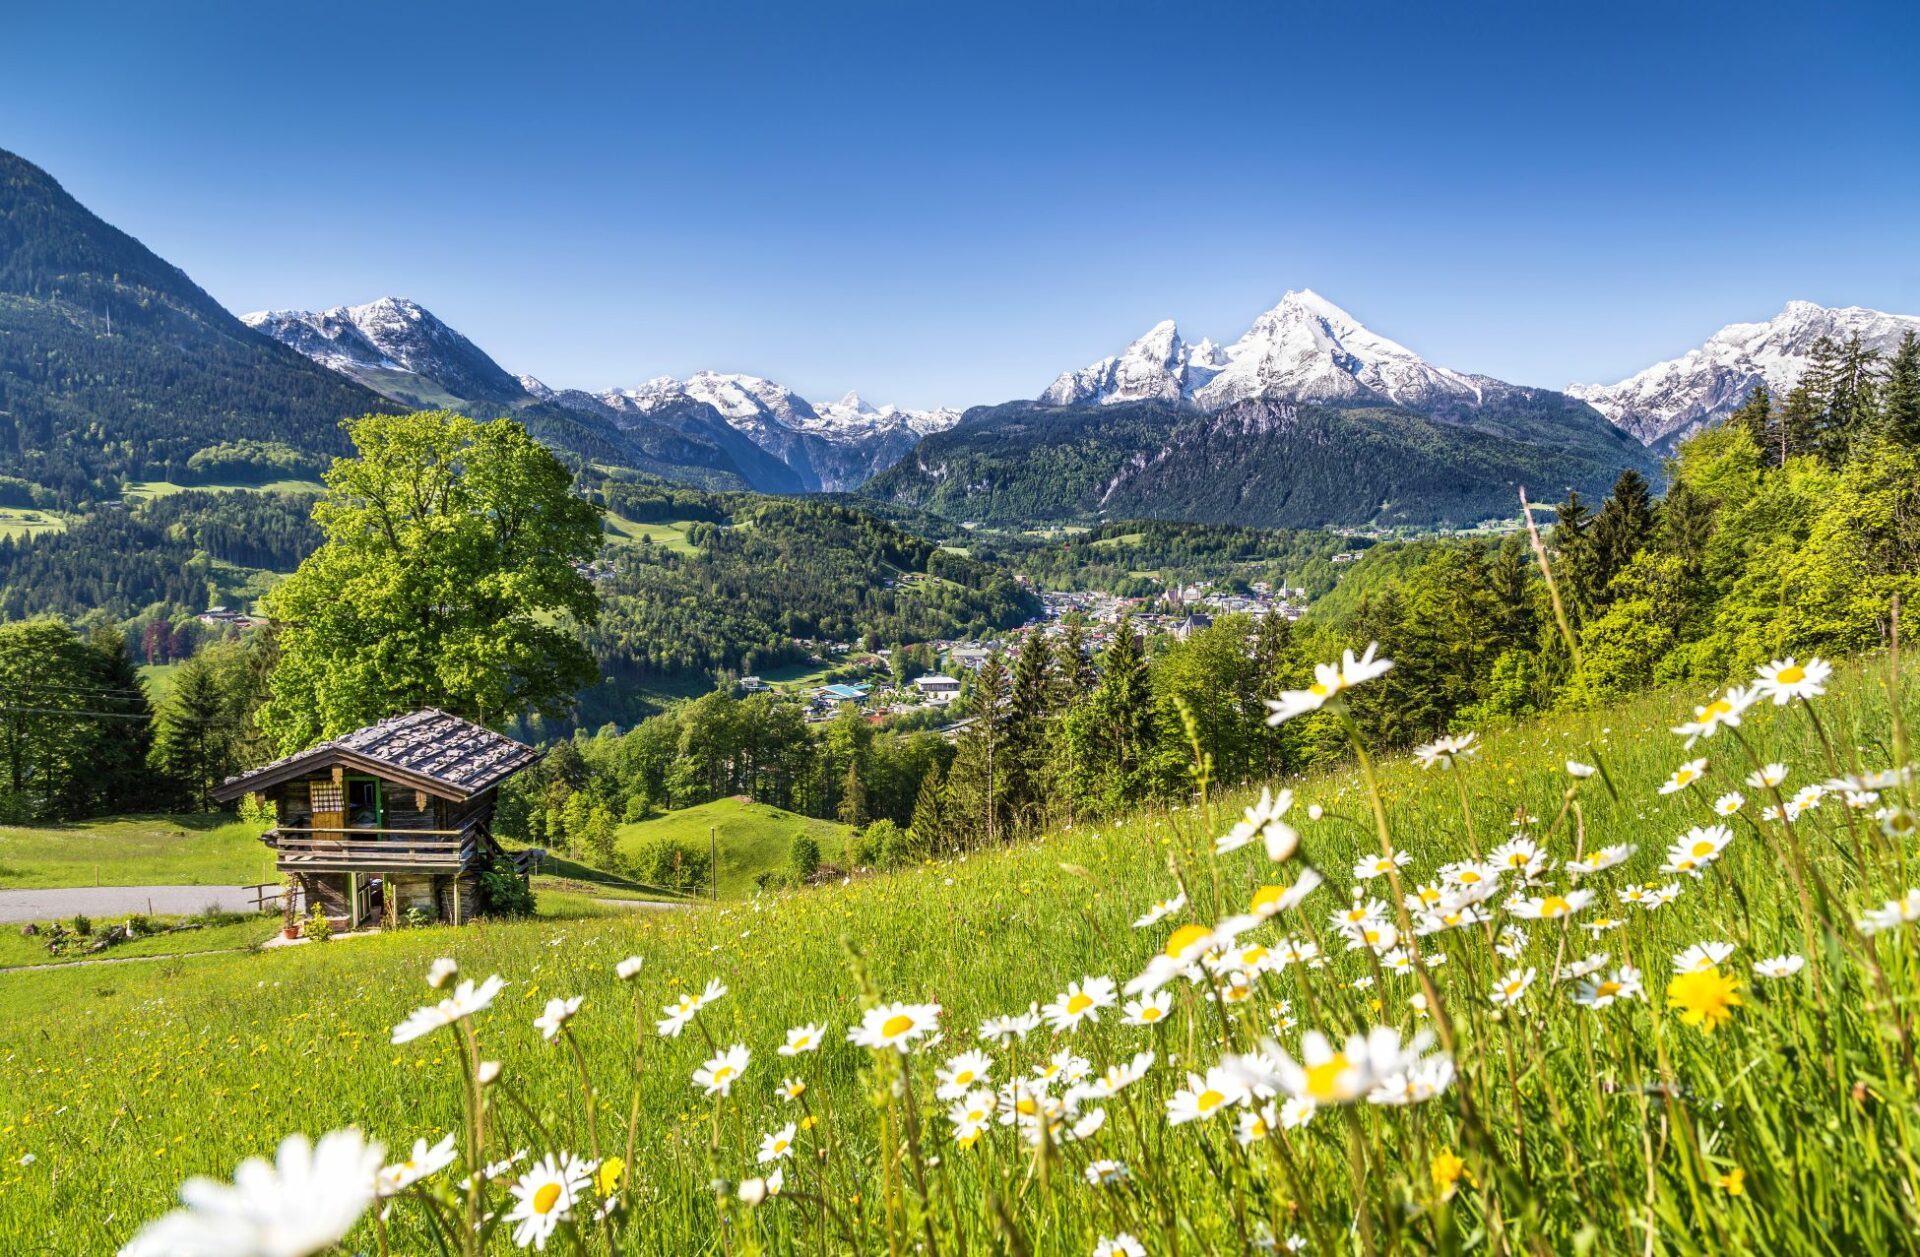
[309,781,344,813]
[346,778,383,829]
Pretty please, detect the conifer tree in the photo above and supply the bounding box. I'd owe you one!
[149,654,235,811]
[945,651,1009,847]
[1588,469,1658,601]
[1000,631,1056,834]
[1881,330,1920,448]
[1728,386,1775,465]
[908,760,946,853]
[1053,618,1094,704]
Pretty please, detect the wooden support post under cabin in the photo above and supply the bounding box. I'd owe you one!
[331,766,344,787]
[415,790,429,812]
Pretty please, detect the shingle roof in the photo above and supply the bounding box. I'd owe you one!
[212,709,541,802]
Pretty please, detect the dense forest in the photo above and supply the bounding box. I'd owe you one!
[0,490,320,622]
[862,393,1657,528]
[584,482,1038,681]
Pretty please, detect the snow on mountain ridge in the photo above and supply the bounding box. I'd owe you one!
[1042,289,1496,414]
[1567,300,1920,446]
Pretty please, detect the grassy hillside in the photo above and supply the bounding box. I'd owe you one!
[2,660,1916,1253]
[616,796,854,897]
[0,813,272,888]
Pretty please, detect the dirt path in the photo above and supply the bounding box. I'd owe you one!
[0,885,259,924]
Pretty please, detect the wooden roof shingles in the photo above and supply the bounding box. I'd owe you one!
[212,709,541,802]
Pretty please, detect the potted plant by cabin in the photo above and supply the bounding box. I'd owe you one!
[281,875,301,939]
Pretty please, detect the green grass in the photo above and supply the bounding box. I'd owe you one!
[0,506,66,540]
[120,477,326,502]
[0,813,274,889]
[138,661,183,702]
[616,796,854,896]
[752,659,846,690]
[4,663,1919,1253]
[601,512,700,553]
[0,911,280,970]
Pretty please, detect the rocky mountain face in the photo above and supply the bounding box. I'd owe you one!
[253,299,959,492]
[1568,301,1920,447]
[1041,290,1509,416]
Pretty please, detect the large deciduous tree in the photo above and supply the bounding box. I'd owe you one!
[258,413,602,753]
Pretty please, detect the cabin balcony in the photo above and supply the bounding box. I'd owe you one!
[265,826,485,873]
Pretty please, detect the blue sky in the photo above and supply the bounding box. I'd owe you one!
[5,0,1917,408]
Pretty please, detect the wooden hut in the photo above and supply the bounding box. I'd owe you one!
[211,709,540,930]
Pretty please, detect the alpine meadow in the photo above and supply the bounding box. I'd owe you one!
[5,4,1920,1255]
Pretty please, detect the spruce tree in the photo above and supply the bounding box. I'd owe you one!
[1728,386,1775,465]
[82,626,156,815]
[945,652,1009,847]
[837,755,868,827]
[1000,631,1055,834]
[148,653,233,811]
[908,761,946,854]
[1053,618,1094,705]
[1550,490,1596,617]
[1588,469,1657,601]
[1882,330,1920,448]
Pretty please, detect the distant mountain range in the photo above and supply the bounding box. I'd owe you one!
[248,300,960,493]
[3,142,1913,525]
[1568,301,1920,447]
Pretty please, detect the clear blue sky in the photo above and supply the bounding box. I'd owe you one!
[5,0,1917,408]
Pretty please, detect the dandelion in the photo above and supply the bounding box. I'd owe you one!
[1573,966,1644,1009]
[657,978,726,1038]
[1717,1166,1747,1196]
[1265,643,1392,725]
[1042,975,1118,1031]
[120,1130,384,1257]
[1754,955,1805,979]
[1414,732,1478,769]
[849,1001,941,1052]
[1489,967,1536,1007]
[693,1044,750,1096]
[778,1024,825,1056]
[533,996,583,1043]
[391,975,506,1045]
[1431,1148,1474,1199]
[614,956,644,982]
[757,1123,797,1164]
[1753,656,1831,704]
[1666,966,1742,1031]
[1660,758,1710,795]
[376,1132,457,1197]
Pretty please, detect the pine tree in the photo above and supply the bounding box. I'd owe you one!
[82,626,156,815]
[1881,330,1920,448]
[1488,531,1538,654]
[1053,618,1094,705]
[1000,630,1056,834]
[148,654,233,811]
[908,761,946,854]
[1551,490,1596,617]
[1798,335,1849,465]
[1588,469,1657,602]
[837,755,868,827]
[1657,477,1716,571]
[945,652,1009,847]
[1778,381,1821,465]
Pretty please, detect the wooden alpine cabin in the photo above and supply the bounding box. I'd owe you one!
[212,709,541,930]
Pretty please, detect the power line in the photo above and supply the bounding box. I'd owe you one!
[0,705,152,720]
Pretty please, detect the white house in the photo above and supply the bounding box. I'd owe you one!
[913,673,963,705]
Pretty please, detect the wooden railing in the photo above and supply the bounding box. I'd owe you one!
[270,826,477,868]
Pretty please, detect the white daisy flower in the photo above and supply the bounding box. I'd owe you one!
[391,975,506,1045]
[1414,732,1478,770]
[778,1024,826,1056]
[1572,966,1644,1009]
[692,1044,751,1097]
[1042,975,1118,1032]
[848,1001,941,1053]
[1265,643,1392,725]
[1132,891,1187,929]
[1488,966,1536,1007]
[1673,941,1737,973]
[1754,954,1805,979]
[533,996,583,1043]
[376,1132,457,1197]
[425,958,458,990]
[757,1123,797,1164]
[1670,686,1758,748]
[1659,758,1709,795]
[1753,656,1831,705]
[120,1130,384,1257]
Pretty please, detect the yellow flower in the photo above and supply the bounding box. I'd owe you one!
[1716,1166,1746,1196]
[1666,966,1742,1031]
[597,1156,624,1197]
[1431,1149,1474,1199]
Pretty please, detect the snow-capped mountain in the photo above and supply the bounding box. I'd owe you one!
[252,297,957,491]
[1568,301,1920,446]
[243,297,528,407]
[1041,290,1504,415]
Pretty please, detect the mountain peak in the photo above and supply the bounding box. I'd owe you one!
[1042,290,1491,413]
[244,295,527,406]
[1569,299,1920,446]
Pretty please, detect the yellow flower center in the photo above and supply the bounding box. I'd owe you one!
[1139,1006,1163,1022]
[1304,1054,1350,1101]
[1165,924,1212,957]
[1195,1089,1227,1113]
[774,1140,788,1153]
[1309,682,1332,698]
[1777,665,1806,684]
[1705,700,1731,718]
[1542,895,1570,917]
[1677,770,1696,784]
[533,1182,563,1215]
[1251,885,1286,913]
[1691,840,1716,857]
[713,1065,736,1082]
[1460,870,1483,883]
[1066,993,1094,1014]
[881,1014,914,1038]
[954,1069,975,1084]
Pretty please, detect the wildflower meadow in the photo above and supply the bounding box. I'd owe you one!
[4,639,1919,1255]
